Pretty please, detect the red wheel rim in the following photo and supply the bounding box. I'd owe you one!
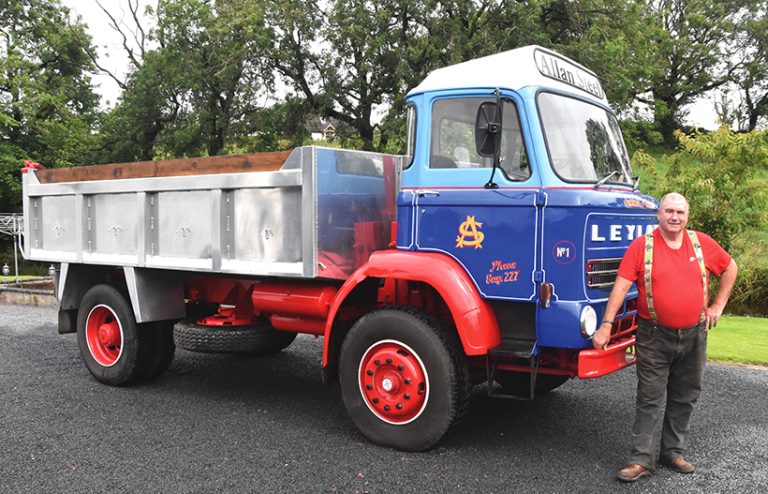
[85,305,123,367]
[358,339,429,425]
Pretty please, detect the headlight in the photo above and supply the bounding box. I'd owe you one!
[580,306,598,338]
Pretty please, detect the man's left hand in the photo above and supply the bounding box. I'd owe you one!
[706,304,725,330]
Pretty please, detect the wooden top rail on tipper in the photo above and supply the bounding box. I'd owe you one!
[34,150,292,184]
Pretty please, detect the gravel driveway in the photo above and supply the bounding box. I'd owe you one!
[1,303,766,493]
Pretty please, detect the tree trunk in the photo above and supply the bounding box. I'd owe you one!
[653,89,682,148]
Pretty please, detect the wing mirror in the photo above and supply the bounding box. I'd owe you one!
[475,101,502,157]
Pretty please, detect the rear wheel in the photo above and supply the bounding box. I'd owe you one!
[77,284,156,386]
[141,320,175,381]
[339,308,470,451]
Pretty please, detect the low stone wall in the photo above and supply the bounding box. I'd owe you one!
[0,280,56,306]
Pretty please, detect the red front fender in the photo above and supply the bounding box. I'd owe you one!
[322,250,500,367]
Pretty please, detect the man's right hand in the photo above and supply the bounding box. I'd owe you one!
[592,275,632,351]
[592,325,611,350]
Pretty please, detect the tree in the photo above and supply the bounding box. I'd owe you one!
[155,0,271,156]
[263,0,409,151]
[637,0,746,145]
[263,0,548,151]
[0,0,99,210]
[540,0,658,112]
[96,0,274,160]
[728,5,768,131]
[98,50,181,162]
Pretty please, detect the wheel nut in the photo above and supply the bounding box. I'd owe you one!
[384,405,390,411]
[367,370,374,376]
[396,403,403,410]
[397,365,404,371]
[404,393,410,399]
[386,358,392,364]
[366,384,373,390]
[374,359,380,366]
[373,398,379,404]
[404,378,412,385]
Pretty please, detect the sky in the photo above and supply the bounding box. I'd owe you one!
[63,0,155,108]
[62,0,722,129]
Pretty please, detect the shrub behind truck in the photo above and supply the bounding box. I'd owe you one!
[22,45,657,451]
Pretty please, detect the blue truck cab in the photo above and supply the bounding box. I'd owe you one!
[397,45,658,389]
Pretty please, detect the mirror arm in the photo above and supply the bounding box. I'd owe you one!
[484,88,502,189]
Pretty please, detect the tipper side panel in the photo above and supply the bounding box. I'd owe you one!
[22,147,401,280]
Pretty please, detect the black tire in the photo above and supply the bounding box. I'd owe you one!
[494,371,569,394]
[140,320,176,381]
[338,308,471,451]
[173,319,297,354]
[76,284,156,386]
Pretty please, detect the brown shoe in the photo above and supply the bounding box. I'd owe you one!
[616,463,650,482]
[661,456,695,474]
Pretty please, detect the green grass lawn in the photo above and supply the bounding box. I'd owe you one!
[708,315,768,366]
[0,275,42,283]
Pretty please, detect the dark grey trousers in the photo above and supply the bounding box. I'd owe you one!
[629,318,708,469]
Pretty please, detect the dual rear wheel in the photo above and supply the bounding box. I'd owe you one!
[77,284,173,386]
[77,284,295,386]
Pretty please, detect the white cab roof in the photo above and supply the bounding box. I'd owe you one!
[408,45,608,104]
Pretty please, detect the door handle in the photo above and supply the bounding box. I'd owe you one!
[416,189,440,197]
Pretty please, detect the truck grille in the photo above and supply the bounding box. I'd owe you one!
[586,258,622,289]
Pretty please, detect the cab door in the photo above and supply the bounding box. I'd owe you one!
[412,95,541,302]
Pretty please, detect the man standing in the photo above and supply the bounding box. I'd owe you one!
[593,192,738,482]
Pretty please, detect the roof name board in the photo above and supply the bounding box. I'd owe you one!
[534,49,603,99]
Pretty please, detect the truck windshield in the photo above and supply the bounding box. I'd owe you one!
[538,92,632,184]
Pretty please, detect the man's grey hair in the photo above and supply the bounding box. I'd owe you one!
[658,192,689,211]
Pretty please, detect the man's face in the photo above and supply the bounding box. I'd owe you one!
[657,196,689,235]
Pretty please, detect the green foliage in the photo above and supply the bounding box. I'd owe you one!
[0,142,25,211]
[0,0,99,210]
[224,98,315,154]
[86,0,768,159]
[647,128,767,251]
[98,50,180,162]
[262,0,658,151]
[619,119,664,155]
[99,0,272,162]
[632,128,768,314]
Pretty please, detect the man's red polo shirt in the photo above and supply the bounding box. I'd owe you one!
[617,228,732,329]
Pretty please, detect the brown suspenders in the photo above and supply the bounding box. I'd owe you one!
[643,230,707,323]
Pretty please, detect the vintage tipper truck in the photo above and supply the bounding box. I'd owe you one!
[21,45,658,451]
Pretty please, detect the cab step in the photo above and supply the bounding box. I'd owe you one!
[486,338,539,401]
[487,338,536,359]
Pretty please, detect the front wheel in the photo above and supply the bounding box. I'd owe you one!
[339,308,470,451]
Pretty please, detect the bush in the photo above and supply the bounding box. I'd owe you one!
[632,127,768,314]
[619,118,664,154]
[633,127,768,252]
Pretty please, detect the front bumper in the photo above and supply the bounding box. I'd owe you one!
[577,336,636,378]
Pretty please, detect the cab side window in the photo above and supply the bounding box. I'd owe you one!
[429,97,530,180]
